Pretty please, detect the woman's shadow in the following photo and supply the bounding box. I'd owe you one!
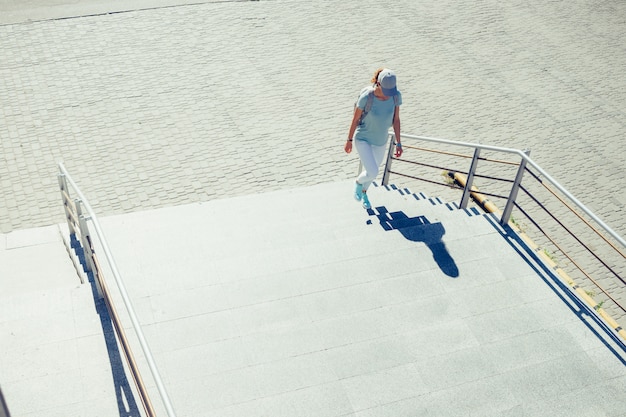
[369,206,459,278]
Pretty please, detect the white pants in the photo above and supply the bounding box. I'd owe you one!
[355,140,388,190]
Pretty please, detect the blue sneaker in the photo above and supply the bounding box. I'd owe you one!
[354,182,363,201]
[362,192,371,209]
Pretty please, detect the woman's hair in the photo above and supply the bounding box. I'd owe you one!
[370,68,385,84]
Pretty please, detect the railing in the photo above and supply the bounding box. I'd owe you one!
[377,133,626,341]
[58,163,177,417]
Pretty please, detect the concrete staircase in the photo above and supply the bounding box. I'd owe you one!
[2,181,625,417]
[0,225,127,417]
[97,180,626,417]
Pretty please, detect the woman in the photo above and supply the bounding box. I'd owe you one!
[345,68,402,209]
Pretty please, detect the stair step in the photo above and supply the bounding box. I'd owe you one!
[5,180,617,417]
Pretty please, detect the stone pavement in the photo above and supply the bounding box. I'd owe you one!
[1,181,625,417]
[0,0,625,236]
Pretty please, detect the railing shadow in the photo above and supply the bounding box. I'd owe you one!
[381,133,626,340]
[368,206,459,278]
[482,215,626,365]
[72,235,142,417]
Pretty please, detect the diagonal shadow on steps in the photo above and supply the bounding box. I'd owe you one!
[71,235,142,417]
[369,206,459,278]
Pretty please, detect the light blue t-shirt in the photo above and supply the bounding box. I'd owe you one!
[355,90,402,146]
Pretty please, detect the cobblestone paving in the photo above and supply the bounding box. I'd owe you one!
[1,0,625,320]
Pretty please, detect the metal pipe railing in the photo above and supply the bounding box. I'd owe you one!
[383,133,626,248]
[58,162,177,417]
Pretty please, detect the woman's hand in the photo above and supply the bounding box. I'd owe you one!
[395,143,403,157]
[346,108,361,154]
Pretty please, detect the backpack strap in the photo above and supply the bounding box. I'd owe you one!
[358,87,398,124]
[358,87,375,124]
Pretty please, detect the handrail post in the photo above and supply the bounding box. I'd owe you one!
[381,133,395,186]
[58,173,76,236]
[76,199,103,298]
[459,148,481,209]
[501,149,530,225]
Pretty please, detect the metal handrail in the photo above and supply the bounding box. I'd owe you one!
[58,163,177,417]
[383,133,626,248]
[376,132,626,342]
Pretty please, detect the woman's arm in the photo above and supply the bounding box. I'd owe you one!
[393,106,402,157]
[345,107,363,154]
